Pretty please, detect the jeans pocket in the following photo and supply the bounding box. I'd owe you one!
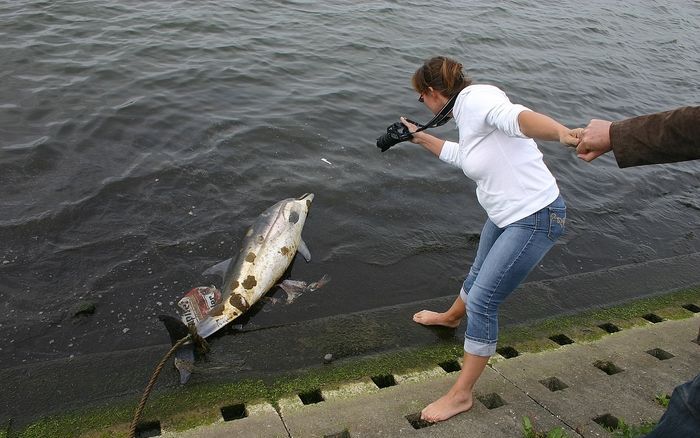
[547,207,566,241]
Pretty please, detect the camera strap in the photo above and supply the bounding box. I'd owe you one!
[414,93,459,133]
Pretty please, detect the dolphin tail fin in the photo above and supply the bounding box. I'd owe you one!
[173,344,195,384]
[158,315,196,384]
[159,314,189,343]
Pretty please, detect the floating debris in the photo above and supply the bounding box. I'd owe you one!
[72,302,97,318]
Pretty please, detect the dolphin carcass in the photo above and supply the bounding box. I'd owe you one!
[161,193,315,383]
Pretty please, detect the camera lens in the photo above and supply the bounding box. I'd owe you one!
[376,121,411,152]
[376,131,401,151]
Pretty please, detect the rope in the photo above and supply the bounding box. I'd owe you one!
[129,323,209,438]
[128,335,191,438]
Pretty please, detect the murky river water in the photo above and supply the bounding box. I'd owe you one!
[1,0,698,368]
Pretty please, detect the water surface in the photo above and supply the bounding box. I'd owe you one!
[1,0,698,368]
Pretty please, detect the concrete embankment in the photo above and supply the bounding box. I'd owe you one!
[2,253,700,437]
[168,316,700,438]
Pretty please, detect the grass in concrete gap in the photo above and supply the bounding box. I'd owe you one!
[12,287,699,438]
[522,416,571,438]
[609,419,657,438]
[655,393,670,408]
[522,416,659,438]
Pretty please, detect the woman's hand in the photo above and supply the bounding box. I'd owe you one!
[400,116,446,156]
[559,127,584,147]
[400,117,421,144]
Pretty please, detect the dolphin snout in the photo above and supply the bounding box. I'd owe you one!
[298,193,314,203]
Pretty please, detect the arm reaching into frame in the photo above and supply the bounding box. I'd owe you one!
[576,106,700,168]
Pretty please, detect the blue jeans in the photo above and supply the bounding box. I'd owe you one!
[643,373,700,438]
[459,195,566,356]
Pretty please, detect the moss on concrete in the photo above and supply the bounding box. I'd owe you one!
[566,325,608,343]
[510,337,560,354]
[655,305,697,320]
[18,405,132,438]
[498,286,699,352]
[12,286,699,438]
[612,316,649,330]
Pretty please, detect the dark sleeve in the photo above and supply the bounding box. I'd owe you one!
[610,106,700,168]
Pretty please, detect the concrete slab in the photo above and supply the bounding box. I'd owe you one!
[281,382,433,437]
[493,317,699,437]
[322,378,380,401]
[162,315,698,438]
[394,366,448,385]
[277,366,576,438]
[161,402,288,438]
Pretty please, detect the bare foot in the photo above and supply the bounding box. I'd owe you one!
[412,310,460,328]
[420,391,473,422]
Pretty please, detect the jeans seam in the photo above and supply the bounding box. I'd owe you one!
[463,219,499,298]
[465,334,494,343]
[483,222,537,342]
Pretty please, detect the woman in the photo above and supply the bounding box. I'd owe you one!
[401,56,580,423]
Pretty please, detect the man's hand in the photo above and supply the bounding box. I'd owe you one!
[577,119,613,162]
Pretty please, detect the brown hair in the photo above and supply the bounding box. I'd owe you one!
[411,56,472,98]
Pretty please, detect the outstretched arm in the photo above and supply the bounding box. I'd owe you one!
[518,111,581,146]
[576,107,700,167]
[609,106,700,167]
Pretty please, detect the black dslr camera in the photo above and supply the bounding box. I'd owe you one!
[376,118,423,152]
[375,93,459,153]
